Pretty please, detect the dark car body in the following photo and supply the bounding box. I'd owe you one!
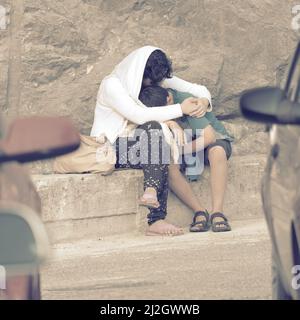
[240,42,300,300]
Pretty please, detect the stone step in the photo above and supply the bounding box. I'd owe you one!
[41,218,271,300]
[32,154,267,244]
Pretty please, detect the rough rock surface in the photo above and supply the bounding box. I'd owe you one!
[0,0,298,142]
[0,0,10,116]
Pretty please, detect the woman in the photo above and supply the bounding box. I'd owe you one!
[90,46,212,236]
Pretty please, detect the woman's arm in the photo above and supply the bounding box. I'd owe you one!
[163,76,212,111]
[101,77,184,125]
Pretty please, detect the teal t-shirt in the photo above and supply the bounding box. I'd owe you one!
[169,89,234,142]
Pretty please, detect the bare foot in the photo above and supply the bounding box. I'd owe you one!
[146,220,184,237]
[139,187,160,209]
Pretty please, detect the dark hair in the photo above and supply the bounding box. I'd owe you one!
[143,50,173,84]
[139,85,169,107]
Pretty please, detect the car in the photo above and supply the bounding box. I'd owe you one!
[240,41,300,300]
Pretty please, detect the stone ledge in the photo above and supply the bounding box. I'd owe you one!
[32,154,266,243]
[32,169,142,222]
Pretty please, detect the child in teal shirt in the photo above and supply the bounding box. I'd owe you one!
[168,88,234,179]
[139,85,233,233]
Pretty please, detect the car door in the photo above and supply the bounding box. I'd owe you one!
[266,48,300,297]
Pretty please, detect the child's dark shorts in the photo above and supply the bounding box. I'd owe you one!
[204,139,232,165]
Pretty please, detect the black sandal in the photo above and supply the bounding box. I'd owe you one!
[190,210,210,232]
[210,212,231,232]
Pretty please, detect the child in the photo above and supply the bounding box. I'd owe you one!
[139,85,233,232]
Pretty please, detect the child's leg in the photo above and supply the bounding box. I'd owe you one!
[208,146,228,213]
[168,164,205,212]
[205,140,232,231]
[169,164,209,231]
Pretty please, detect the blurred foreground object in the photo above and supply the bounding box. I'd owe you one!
[0,116,80,300]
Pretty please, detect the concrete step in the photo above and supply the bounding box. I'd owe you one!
[32,154,267,244]
[41,218,271,300]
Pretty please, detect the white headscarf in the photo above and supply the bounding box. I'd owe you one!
[111,45,161,101]
[106,46,180,161]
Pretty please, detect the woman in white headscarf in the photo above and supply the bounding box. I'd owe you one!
[91,46,212,236]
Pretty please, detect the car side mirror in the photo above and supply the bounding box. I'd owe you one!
[0,116,80,164]
[240,86,300,125]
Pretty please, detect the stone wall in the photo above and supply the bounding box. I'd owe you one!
[0,0,10,119]
[0,0,298,135]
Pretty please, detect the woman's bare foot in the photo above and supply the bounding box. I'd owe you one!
[146,220,184,236]
[139,187,160,209]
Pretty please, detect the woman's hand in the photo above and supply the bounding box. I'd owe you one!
[189,98,210,118]
[165,121,185,146]
[180,97,199,116]
[181,97,210,118]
